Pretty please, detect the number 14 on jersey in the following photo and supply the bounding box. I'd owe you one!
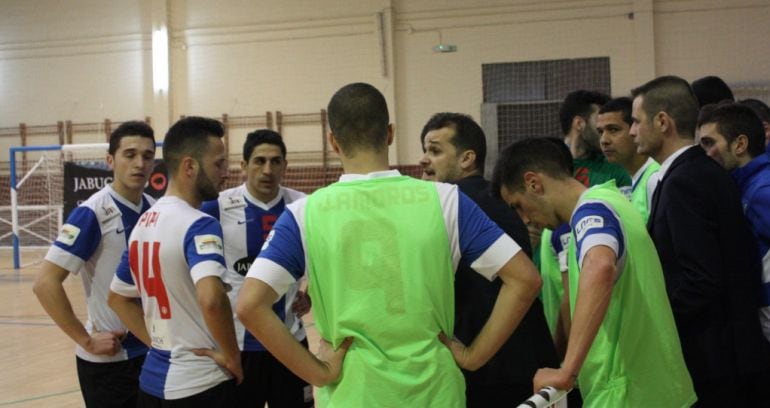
[129,241,172,319]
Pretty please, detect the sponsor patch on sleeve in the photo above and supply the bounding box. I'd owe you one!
[56,224,81,246]
[574,215,604,241]
[194,234,224,256]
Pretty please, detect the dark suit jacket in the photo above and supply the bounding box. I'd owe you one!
[454,175,558,390]
[648,146,770,384]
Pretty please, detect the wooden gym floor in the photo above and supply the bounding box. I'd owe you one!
[0,248,320,407]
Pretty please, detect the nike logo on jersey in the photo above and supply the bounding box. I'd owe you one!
[116,227,125,234]
[237,219,254,225]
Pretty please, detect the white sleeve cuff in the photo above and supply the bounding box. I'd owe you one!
[109,275,139,298]
[558,249,569,273]
[44,246,85,275]
[190,260,228,284]
[246,258,298,299]
[578,233,619,269]
[470,234,522,281]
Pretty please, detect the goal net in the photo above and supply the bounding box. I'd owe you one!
[2,142,343,270]
[2,144,119,268]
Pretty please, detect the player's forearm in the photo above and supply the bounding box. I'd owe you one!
[560,257,615,377]
[466,252,541,370]
[554,299,569,360]
[199,292,240,360]
[33,273,91,347]
[560,271,572,337]
[244,304,334,386]
[107,292,150,346]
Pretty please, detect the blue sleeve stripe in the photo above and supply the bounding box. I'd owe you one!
[571,202,625,261]
[258,210,305,280]
[54,207,102,260]
[457,190,504,265]
[183,217,227,270]
[115,249,134,284]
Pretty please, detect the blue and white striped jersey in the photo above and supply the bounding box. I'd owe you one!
[200,184,306,351]
[45,185,151,363]
[110,196,232,400]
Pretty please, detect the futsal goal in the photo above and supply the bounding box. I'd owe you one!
[4,143,131,269]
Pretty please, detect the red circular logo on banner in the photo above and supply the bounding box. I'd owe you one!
[151,172,167,191]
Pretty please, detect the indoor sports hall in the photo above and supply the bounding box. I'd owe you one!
[1,1,768,407]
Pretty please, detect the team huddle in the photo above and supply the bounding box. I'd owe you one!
[33,78,770,407]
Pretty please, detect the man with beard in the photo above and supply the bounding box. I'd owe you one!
[201,129,312,407]
[34,121,156,407]
[697,103,770,342]
[419,112,557,407]
[109,116,242,406]
[559,90,630,187]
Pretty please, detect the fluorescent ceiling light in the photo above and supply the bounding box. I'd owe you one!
[152,27,169,93]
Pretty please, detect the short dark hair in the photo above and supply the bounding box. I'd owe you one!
[739,98,770,123]
[491,137,574,197]
[691,76,734,108]
[631,76,699,138]
[559,90,610,135]
[697,102,766,158]
[420,112,487,172]
[108,121,155,155]
[327,83,389,156]
[598,97,633,126]
[163,116,225,172]
[243,129,286,161]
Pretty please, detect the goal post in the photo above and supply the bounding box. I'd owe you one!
[5,140,347,269]
[8,145,66,269]
[6,143,166,269]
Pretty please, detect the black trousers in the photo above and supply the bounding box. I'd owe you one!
[76,355,144,408]
[693,370,770,407]
[138,379,238,408]
[236,339,313,408]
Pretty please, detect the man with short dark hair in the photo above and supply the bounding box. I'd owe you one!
[698,103,770,342]
[631,75,770,405]
[109,116,242,406]
[740,98,770,148]
[237,83,542,407]
[598,97,660,221]
[691,75,734,107]
[539,91,631,359]
[201,129,312,407]
[492,137,695,407]
[420,112,557,406]
[560,90,608,160]
[33,121,156,407]
[559,90,630,187]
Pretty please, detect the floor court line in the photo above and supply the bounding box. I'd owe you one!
[0,320,57,327]
[0,389,81,406]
